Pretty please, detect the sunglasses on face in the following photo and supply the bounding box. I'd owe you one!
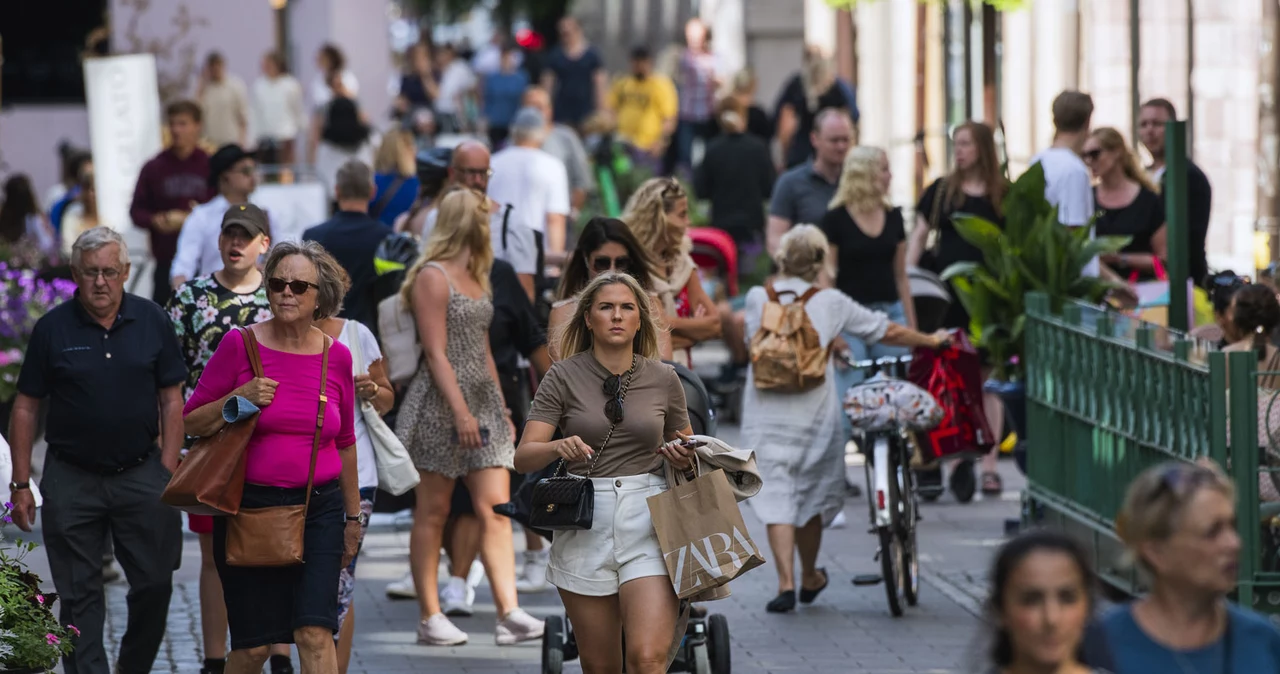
[267,277,319,295]
[1082,149,1103,162]
[591,255,631,273]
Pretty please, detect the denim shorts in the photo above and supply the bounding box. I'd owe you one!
[214,480,345,650]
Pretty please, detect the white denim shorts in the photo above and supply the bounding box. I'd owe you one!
[546,473,669,596]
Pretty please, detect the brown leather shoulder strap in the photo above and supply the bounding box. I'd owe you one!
[303,332,331,509]
[798,286,822,304]
[240,326,265,378]
[764,280,780,302]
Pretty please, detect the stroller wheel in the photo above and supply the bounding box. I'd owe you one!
[707,614,731,674]
[542,616,565,674]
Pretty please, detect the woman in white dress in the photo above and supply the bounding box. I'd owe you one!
[742,224,946,614]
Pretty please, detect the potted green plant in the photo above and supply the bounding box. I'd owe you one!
[939,163,1130,464]
[0,503,76,672]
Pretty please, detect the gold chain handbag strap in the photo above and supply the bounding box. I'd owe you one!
[585,356,636,479]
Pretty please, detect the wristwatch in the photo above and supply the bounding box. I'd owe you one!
[346,511,369,526]
[8,481,29,492]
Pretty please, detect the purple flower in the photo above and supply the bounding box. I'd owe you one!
[45,633,59,645]
[3,502,12,510]
[35,594,44,605]
[68,624,80,637]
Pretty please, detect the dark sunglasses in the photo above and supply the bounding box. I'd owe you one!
[1082,149,1103,162]
[591,255,631,273]
[1146,463,1219,504]
[603,374,626,424]
[267,277,319,295]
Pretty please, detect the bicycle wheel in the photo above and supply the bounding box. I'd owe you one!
[879,453,906,617]
[899,448,921,606]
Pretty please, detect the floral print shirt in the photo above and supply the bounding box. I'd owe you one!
[166,274,272,400]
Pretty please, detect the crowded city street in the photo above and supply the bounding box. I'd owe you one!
[5,1,1280,674]
[16,374,1025,673]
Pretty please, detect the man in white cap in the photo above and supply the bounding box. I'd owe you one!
[487,107,572,273]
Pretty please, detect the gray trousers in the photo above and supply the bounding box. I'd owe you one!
[41,451,182,674]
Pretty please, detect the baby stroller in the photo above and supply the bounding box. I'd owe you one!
[689,228,739,302]
[543,610,731,674]
[907,265,952,334]
[540,361,729,674]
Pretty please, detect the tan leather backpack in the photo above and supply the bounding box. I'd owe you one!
[749,282,828,393]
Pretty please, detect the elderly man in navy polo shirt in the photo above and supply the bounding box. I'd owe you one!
[8,227,186,674]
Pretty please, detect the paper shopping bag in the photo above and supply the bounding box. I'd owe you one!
[647,468,766,599]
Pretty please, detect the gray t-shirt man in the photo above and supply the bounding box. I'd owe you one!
[769,163,839,231]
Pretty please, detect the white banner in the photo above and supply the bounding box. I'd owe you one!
[250,182,329,244]
[83,55,162,256]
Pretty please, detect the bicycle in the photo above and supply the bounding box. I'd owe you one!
[842,354,921,617]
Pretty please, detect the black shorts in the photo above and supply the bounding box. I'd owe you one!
[214,480,345,650]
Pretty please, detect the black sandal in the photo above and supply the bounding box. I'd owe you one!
[799,568,829,604]
[766,590,796,613]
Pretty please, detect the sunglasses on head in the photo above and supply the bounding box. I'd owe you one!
[267,277,319,295]
[1146,463,1219,504]
[591,255,631,273]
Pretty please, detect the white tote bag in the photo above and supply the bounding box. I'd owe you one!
[346,321,420,496]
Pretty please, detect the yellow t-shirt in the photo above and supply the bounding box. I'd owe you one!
[608,74,678,152]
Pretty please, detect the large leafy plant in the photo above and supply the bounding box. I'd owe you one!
[940,163,1130,381]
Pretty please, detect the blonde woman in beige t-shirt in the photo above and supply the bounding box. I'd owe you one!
[517,272,696,674]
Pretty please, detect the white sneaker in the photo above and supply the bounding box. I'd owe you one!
[827,511,848,529]
[495,608,544,645]
[440,576,474,617]
[515,550,551,593]
[466,559,485,590]
[418,613,468,646]
[386,570,417,600]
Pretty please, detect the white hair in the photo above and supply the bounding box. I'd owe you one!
[71,226,129,267]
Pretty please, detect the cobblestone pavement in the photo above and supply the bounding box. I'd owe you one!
[29,419,1024,674]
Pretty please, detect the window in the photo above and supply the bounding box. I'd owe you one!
[0,0,109,106]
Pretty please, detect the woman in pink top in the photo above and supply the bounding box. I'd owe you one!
[183,241,361,674]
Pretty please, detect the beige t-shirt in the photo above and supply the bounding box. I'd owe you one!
[528,352,690,477]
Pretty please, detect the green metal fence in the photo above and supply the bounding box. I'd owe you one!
[1024,292,1280,613]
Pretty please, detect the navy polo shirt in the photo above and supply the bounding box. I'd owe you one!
[17,292,187,469]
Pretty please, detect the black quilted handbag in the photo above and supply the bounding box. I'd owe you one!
[529,363,633,531]
[528,471,596,531]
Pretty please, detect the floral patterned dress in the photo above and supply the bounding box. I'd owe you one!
[166,275,273,400]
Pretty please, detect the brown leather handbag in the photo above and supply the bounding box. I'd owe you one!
[162,327,264,516]
[225,334,330,568]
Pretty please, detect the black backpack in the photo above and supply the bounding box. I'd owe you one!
[322,97,370,148]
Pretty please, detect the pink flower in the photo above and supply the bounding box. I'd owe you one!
[67,624,80,637]
[45,633,59,645]
[35,594,44,605]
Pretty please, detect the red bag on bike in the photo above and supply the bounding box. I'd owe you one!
[908,331,994,460]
